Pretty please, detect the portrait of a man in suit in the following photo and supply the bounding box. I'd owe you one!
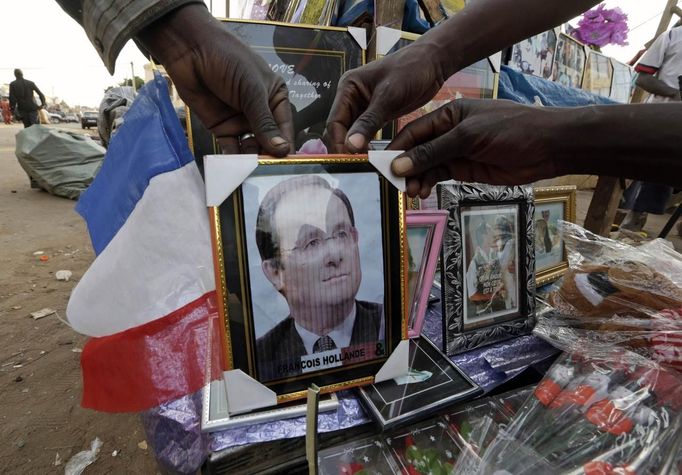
[254,175,384,382]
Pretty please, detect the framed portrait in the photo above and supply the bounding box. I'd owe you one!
[406,210,449,338]
[377,31,498,140]
[552,33,586,89]
[533,185,576,287]
[437,183,535,355]
[209,156,407,403]
[582,50,614,98]
[358,337,481,430]
[188,20,365,158]
[609,59,634,104]
[508,28,559,79]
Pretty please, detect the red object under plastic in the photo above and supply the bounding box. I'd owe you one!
[80,291,223,412]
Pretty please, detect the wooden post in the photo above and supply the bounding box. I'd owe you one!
[583,177,625,236]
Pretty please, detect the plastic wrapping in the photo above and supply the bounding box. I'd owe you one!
[454,351,682,474]
[536,221,682,371]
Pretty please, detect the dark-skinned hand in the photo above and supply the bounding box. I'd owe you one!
[137,4,294,156]
[388,99,563,198]
[324,41,449,153]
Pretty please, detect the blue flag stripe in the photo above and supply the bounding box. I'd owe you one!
[75,73,196,255]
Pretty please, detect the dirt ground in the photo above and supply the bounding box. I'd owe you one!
[0,121,680,475]
[0,123,158,474]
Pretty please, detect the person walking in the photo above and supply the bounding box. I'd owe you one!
[9,69,46,128]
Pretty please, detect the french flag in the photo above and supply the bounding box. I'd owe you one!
[68,73,222,412]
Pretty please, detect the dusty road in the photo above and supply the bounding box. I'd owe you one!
[0,123,158,473]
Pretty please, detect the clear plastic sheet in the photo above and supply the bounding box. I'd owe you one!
[423,298,560,392]
[536,221,682,371]
[452,351,682,474]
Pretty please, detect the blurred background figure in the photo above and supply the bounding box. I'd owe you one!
[621,21,682,235]
[0,97,12,124]
[9,69,46,128]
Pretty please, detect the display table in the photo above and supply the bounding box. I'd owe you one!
[142,290,560,474]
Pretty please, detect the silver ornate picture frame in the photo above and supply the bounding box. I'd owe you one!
[437,183,536,355]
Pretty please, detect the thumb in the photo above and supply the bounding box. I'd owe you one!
[241,94,291,157]
[345,101,388,153]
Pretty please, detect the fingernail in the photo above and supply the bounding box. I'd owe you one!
[270,136,288,147]
[392,156,413,175]
[347,133,366,151]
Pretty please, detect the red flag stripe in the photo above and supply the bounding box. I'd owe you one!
[80,291,223,412]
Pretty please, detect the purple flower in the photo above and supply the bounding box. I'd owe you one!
[571,3,629,47]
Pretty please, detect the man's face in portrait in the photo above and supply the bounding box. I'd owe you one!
[266,185,362,313]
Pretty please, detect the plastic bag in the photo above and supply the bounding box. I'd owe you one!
[456,351,682,474]
[535,222,682,371]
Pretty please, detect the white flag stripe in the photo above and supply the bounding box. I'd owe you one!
[67,163,214,336]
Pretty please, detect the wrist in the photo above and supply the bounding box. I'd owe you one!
[136,3,215,66]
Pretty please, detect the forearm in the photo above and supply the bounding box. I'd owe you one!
[136,3,216,67]
[55,0,203,74]
[419,0,599,76]
[554,104,682,186]
[635,73,680,99]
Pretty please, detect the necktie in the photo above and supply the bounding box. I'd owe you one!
[313,335,337,353]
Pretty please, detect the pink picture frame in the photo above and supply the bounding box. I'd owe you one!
[406,210,449,338]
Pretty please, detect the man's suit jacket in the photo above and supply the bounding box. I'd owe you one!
[255,300,383,382]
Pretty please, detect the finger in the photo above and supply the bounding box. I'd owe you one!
[391,129,461,178]
[345,100,387,153]
[325,74,365,153]
[240,87,291,157]
[270,84,295,154]
[388,102,464,152]
[219,137,240,154]
[406,177,422,198]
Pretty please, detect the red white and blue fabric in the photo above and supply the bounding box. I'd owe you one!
[68,73,221,412]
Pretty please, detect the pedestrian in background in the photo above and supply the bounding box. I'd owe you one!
[9,69,46,128]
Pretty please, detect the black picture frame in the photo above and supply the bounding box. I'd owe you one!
[358,337,481,430]
[188,20,365,160]
[437,183,535,355]
[210,156,407,403]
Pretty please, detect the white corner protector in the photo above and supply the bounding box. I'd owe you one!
[223,369,278,415]
[347,27,368,50]
[204,154,258,207]
[377,26,402,56]
[488,52,502,73]
[368,150,406,192]
[374,339,410,383]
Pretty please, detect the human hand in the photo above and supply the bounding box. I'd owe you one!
[388,99,563,198]
[137,4,294,156]
[325,42,449,153]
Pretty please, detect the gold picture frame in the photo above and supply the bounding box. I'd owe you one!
[208,155,408,403]
[533,185,577,287]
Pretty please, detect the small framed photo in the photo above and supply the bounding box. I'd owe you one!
[438,183,535,355]
[533,185,576,287]
[582,50,614,98]
[610,58,634,104]
[552,33,587,89]
[508,28,559,79]
[210,156,407,403]
[406,210,449,338]
[358,337,481,430]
